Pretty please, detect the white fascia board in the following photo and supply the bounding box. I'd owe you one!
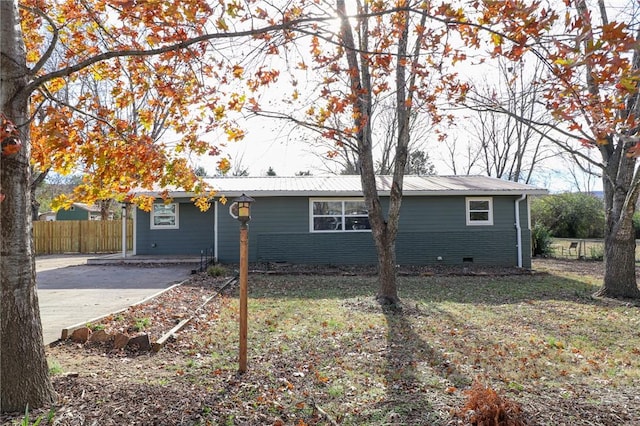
[136,188,548,199]
[399,189,549,196]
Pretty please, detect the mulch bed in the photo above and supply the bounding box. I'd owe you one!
[55,273,233,355]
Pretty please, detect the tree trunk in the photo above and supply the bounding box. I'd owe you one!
[374,230,399,305]
[596,161,640,299]
[598,228,639,298]
[30,168,50,222]
[1,0,56,411]
[595,135,640,299]
[336,0,400,305]
[100,199,112,220]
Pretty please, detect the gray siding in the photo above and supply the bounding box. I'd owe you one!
[217,197,310,263]
[136,194,533,267]
[220,195,530,267]
[388,196,529,267]
[135,199,214,255]
[256,232,378,264]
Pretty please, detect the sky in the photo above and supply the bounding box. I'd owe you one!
[202,123,603,194]
[191,0,629,194]
[189,100,603,194]
[195,69,604,195]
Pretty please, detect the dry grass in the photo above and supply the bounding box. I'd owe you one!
[5,260,640,425]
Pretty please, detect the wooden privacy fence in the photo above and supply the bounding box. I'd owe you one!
[33,220,133,255]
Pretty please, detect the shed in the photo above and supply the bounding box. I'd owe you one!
[55,203,102,221]
[132,175,547,268]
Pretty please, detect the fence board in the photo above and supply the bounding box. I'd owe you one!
[33,220,133,255]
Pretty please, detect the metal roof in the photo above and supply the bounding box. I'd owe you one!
[135,175,547,198]
[71,202,101,212]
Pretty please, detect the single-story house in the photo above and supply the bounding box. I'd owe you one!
[38,211,56,221]
[131,175,547,268]
[56,203,102,221]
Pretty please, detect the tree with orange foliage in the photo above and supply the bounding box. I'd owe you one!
[545,0,640,299]
[0,0,304,411]
[247,0,557,304]
[288,0,639,302]
[476,0,640,298]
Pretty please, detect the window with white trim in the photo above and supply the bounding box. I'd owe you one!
[150,203,179,229]
[466,197,493,226]
[310,199,370,232]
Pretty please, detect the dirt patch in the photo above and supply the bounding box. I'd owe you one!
[250,261,536,277]
[532,257,606,277]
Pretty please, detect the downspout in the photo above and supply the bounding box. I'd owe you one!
[514,194,527,268]
[214,201,219,262]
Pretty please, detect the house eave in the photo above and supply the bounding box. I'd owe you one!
[130,175,548,199]
[134,188,548,199]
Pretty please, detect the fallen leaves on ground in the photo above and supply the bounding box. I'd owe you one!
[2,259,640,425]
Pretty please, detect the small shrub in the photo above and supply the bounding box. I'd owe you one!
[17,406,54,426]
[207,264,226,277]
[133,317,151,332]
[531,223,554,257]
[454,379,526,425]
[48,358,64,375]
[589,245,604,261]
[86,322,105,331]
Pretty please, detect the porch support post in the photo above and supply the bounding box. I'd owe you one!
[122,203,127,258]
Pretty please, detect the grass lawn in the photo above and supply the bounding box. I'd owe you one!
[12,261,640,425]
[199,271,639,425]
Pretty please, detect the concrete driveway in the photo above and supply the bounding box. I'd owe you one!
[36,255,193,344]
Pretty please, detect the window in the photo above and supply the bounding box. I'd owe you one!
[466,197,493,226]
[150,203,179,229]
[310,199,370,232]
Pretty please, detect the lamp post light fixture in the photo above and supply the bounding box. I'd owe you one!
[232,194,254,373]
[235,194,254,224]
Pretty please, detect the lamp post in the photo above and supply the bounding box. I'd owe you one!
[232,194,254,373]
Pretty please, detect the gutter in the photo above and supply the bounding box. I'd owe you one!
[514,194,527,268]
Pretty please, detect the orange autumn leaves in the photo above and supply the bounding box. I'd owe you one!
[20,0,276,210]
[1,114,21,157]
[17,0,640,211]
[300,1,560,148]
[544,3,639,150]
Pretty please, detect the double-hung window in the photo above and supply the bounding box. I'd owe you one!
[150,203,179,229]
[310,199,370,232]
[466,197,493,226]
